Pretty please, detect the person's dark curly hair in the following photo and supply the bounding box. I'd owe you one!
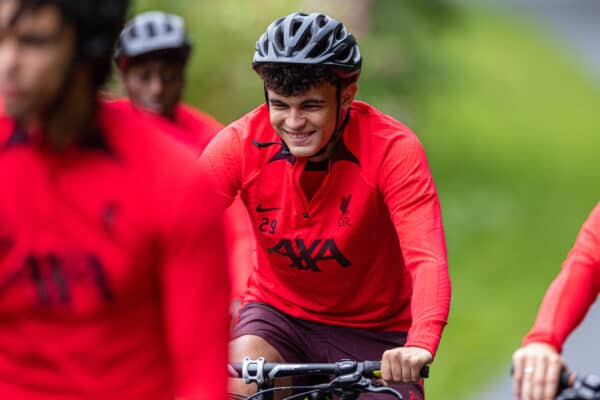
[256,63,357,97]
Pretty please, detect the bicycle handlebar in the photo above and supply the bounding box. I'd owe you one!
[229,358,430,384]
[558,369,576,393]
[555,370,600,400]
[511,365,579,399]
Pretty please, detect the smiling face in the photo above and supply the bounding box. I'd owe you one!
[0,0,75,122]
[267,82,356,159]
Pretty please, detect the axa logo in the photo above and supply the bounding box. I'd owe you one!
[339,194,352,227]
[267,238,351,272]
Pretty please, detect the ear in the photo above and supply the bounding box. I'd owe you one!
[341,83,358,108]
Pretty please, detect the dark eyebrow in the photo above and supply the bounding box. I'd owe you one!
[268,97,325,107]
[302,98,326,105]
[269,98,289,107]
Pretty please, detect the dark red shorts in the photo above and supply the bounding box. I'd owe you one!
[232,302,424,400]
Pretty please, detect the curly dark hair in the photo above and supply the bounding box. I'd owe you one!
[256,63,357,97]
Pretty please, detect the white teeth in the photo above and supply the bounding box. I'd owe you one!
[287,132,312,138]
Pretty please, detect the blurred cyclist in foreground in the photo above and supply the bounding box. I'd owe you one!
[0,1,229,399]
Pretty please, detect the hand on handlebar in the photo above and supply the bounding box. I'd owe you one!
[381,346,432,384]
[512,342,564,400]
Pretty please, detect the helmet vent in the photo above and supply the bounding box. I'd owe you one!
[129,26,137,39]
[316,14,327,28]
[274,29,284,51]
[308,37,328,59]
[291,20,302,36]
[336,45,351,62]
[296,29,311,53]
[146,22,156,37]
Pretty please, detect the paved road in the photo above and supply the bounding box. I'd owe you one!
[471,1,600,398]
[510,0,600,83]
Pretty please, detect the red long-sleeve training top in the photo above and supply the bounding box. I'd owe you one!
[202,101,451,356]
[0,100,230,400]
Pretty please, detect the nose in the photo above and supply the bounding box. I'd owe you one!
[0,39,19,80]
[285,108,306,131]
[148,73,164,97]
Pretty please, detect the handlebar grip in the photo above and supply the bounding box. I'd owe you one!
[558,369,575,393]
[364,361,429,379]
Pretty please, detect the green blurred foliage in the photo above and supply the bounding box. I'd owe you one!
[123,1,600,398]
[414,8,600,399]
[360,0,458,123]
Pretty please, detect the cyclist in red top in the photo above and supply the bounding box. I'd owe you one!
[112,10,223,154]
[513,203,600,400]
[0,1,229,399]
[201,12,451,399]
[112,11,254,304]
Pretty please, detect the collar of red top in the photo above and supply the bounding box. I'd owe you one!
[3,118,113,154]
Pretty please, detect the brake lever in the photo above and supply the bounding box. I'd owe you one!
[364,382,404,399]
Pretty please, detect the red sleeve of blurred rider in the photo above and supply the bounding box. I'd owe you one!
[199,124,243,208]
[158,161,229,400]
[223,197,255,301]
[523,202,600,352]
[378,133,451,358]
[199,124,254,303]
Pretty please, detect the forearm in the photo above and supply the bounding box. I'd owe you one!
[523,263,598,352]
[405,258,451,357]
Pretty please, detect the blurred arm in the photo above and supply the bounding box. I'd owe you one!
[523,202,600,352]
[160,170,230,400]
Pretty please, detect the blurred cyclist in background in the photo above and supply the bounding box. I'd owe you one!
[513,203,600,400]
[113,10,254,307]
[0,1,229,399]
[113,10,222,153]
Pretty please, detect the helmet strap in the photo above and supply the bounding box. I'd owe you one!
[263,84,270,109]
[308,81,347,160]
[263,80,351,160]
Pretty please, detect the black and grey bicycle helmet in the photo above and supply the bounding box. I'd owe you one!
[253,12,362,80]
[114,11,192,69]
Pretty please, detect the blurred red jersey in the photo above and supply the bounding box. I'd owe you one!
[523,202,600,352]
[202,101,451,356]
[108,99,223,155]
[109,98,254,300]
[0,101,229,400]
